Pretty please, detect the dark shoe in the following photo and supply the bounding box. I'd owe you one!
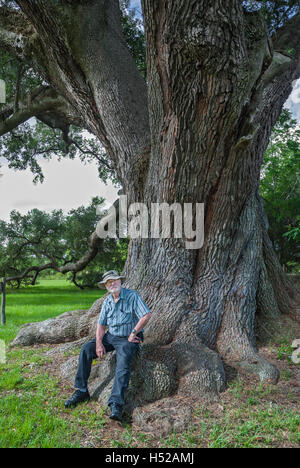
[64,390,90,408]
[109,403,123,421]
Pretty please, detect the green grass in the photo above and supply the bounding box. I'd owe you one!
[157,401,300,449]
[0,279,299,448]
[0,366,80,448]
[0,278,103,344]
[0,279,105,448]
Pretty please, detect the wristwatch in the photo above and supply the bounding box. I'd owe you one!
[131,328,137,335]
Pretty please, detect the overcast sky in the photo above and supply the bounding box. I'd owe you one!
[0,156,120,221]
[129,0,142,15]
[286,79,300,122]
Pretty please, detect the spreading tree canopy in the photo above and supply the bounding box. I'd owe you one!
[1,0,300,414]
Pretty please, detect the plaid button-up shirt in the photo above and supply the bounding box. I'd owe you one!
[98,287,151,337]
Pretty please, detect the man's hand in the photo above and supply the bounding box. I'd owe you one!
[96,342,106,358]
[128,333,141,343]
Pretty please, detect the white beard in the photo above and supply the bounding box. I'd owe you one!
[107,285,121,294]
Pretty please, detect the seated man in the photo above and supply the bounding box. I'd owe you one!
[64,270,152,421]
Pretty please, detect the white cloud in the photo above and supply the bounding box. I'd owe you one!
[284,78,300,121]
[0,156,119,221]
[290,87,300,105]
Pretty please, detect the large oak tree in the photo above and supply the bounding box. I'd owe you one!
[2,1,300,410]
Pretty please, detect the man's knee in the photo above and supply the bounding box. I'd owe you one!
[117,342,138,364]
[123,341,138,353]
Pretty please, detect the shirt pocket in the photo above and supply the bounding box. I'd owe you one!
[119,310,132,325]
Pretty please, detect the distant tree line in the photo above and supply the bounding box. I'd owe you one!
[0,197,129,289]
[260,108,300,272]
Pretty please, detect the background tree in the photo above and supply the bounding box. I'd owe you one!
[0,52,118,184]
[260,108,300,271]
[243,0,300,33]
[62,201,129,288]
[0,198,129,288]
[0,0,143,184]
[1,0,300,411]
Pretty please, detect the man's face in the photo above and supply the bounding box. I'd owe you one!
[105,278,121,293]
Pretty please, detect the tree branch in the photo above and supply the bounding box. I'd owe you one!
[6,262,55,283]
[265,11,300,83]
[14,61,24,112]
[66,137,114,172]
[0,86,83,136]
[5,232,102,282]
[13,0,150,194]
[232,9,300,149]
[5,196,121,284]
[71,272,84,290]
[0,94,62,136]
[0,6,36,61]
[274,11,300,57]
[0,1,151,193]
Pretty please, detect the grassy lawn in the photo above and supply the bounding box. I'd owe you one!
[1,279,103,344]
[0,279,299,448]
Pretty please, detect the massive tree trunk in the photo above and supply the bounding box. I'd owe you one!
[4,1,300,412]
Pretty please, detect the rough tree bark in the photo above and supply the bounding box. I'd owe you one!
[3,1,300,417]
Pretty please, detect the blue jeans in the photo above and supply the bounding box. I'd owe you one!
[74,331,142,406]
